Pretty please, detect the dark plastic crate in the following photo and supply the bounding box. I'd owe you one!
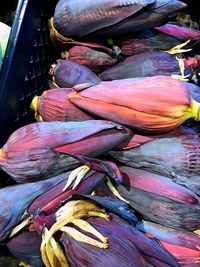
[0,0,58,147]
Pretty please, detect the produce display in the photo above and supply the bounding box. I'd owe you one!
[1,0,200,266]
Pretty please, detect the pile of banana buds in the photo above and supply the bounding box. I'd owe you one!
[1,0,200,266]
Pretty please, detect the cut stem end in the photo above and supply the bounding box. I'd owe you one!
[30,96,39,112]
[191,99,200,121]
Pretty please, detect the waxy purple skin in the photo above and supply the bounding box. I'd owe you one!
[51,59,101,88]
[0,120,132,182]
[84,0,187,37]
[54,0,156,37]
[37,88,92,122]
[61,215,179,267]
[110,134,200,196]
[100,52,181,80]
[0,172,68,241]
[7,231,43,267]
[137,220,200,251]
[155,23,200,40]
[116,166,200,231]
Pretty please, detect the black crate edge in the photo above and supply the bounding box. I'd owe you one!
[0,0,58,146]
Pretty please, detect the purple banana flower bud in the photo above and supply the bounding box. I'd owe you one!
[0,120,131,182]
[116,166,200,231]
[49,59,101,88]
[53,0,156,38]
[100,51,194,80]
[110,133,200,196]
[7,231,43,267]
[30,88,92,122]
[155,23,200,40]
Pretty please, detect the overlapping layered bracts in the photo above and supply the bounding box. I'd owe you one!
[68,76,200,133]
[67,46,119,71]
[53,0,156,37]
[117,166,200,231]
[62,231,148,267]
[137,220,200,266]
[2,160,180,267]
[28,171,106,215]
[0,170,106,242]
[100,52,180,80]
[49,59,101,88]
[113,126,197,150]
[100,52,198,80]
[0,121,131,182]
[52,0,186,39]
[86,0,186,37]
[0,172,68,241]
[30,88,91,122]
[120,30,181,55]
[62,215,178,267]
[28,195,178,267]
[6,209,179,267]
[110,132,200,195]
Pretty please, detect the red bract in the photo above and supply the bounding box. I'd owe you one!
[30,88,91,122]
[68,76,200,133]
[67,46,119,72]
[137,220,200,266]
[117,166,200,231]
[0,120,131,182]
[110,132,200,195]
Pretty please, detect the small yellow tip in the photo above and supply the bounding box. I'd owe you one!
[101,243,109,249]
[191,100,200,121]
[35,113,43,122]
[65,51,69,60]
[19,262,32,267]
[30,96,44,121]
[194,229,200,236]
[30,96,39,111]
[106,177,129,203]
[103,237,108,243]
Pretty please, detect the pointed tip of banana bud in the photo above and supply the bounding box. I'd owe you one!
[30,96,39,112]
